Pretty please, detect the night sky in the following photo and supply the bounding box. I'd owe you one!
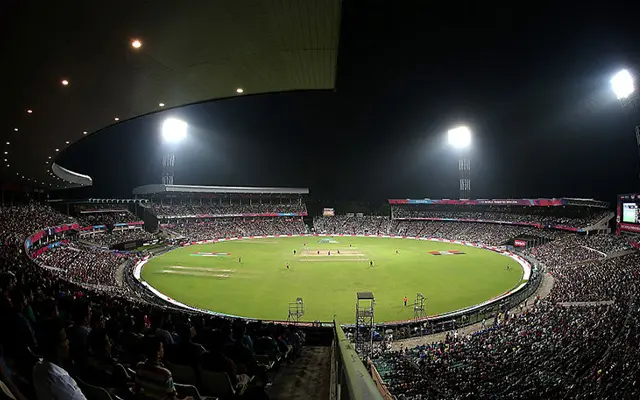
[58,1,640,205]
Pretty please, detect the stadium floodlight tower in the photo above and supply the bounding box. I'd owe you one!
[161,118,188,185]
[611,69,640,178]
[355,292,375,359]
[448,126,472,199]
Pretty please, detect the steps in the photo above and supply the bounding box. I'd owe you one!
[268,346,332,400]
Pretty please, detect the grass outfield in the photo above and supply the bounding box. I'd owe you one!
[141,236,523,323]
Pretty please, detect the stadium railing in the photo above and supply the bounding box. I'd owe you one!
[332,322,383,400]
[368,359,394,400]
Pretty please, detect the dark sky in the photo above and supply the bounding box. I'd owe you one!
[59,1,640,205]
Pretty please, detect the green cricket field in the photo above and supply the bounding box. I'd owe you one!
[140,236,523,323]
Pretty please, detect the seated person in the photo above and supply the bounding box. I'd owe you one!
[32,318,87,400]
[135,336,193,400]
[200,330,249,387]
[82,329,130,389]
[167,323,205,368]
[0,342,28,400]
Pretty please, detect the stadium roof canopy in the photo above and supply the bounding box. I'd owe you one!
[133,184,309,196]
[1,0,341,190]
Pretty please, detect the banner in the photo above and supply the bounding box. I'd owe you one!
[620,223,640,233]
[79,209,128,214]
[114,221,144,227]
[157,212,307,219]
[30,240,69,258]
[514,239,527,247]
[388,198,565,206]
[25,223,80,249]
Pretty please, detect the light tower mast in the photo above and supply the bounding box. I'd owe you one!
[160,118,187,185]
[448,126,472,200]
[459,155,471,200]
[162,153,175,185]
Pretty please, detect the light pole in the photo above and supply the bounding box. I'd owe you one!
[611,69,640,178]
[161,118,187,185]
[448,126,472,200]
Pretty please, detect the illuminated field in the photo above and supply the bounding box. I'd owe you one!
[141,236,523,323]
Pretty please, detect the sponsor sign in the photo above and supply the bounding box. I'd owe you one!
[514,239,527,247]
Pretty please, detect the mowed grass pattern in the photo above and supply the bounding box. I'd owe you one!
[141,237,523,323]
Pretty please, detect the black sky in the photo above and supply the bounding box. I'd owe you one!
[58,1,640,205]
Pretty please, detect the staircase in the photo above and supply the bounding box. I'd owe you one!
[268,346,332,400]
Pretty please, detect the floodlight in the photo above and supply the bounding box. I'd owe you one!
[611,69,635,100]
[61,79,69,86]
[131,39,142,49]
[162,118,188,142]
[236,88,244,93]
[448,126,472,148]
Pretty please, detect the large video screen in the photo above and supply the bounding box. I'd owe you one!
[623,203,640,224]
[618,194,640,234]
[323,208,335,217]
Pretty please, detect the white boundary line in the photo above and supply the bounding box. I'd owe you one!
[133,234,532,324]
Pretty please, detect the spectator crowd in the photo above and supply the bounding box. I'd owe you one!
[82,229,156,247]
[372,233,640,399]
[152,202,307,217]
[35,243,130,287]
[165,218,306,241]
[392,204,610,229]
[73,204,141,226]
[0,202,307,399]
[313,216,391,235]
[1,201,639,399]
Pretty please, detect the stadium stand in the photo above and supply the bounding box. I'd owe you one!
[81,229,156,248]
[392,220,537,246]
[73,203,141,226]
[371,231,640,399]
[0,202,332,400]
[2,198,639,399]
[152,202,307,217]
[165,218,306,242]
[143,185,310,242]
[313,216,391,235]
[390,198,613,231]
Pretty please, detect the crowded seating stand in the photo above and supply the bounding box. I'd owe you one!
[1,200,638,399]
[0,203,316,400]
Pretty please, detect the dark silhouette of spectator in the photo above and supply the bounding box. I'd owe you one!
[168,323,205,368]
[67,301,92,367]
[135,336,193,400]
[83,329,129,390]
[32,318,87,400]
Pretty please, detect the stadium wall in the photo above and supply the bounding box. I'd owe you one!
[133,234,532,326]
